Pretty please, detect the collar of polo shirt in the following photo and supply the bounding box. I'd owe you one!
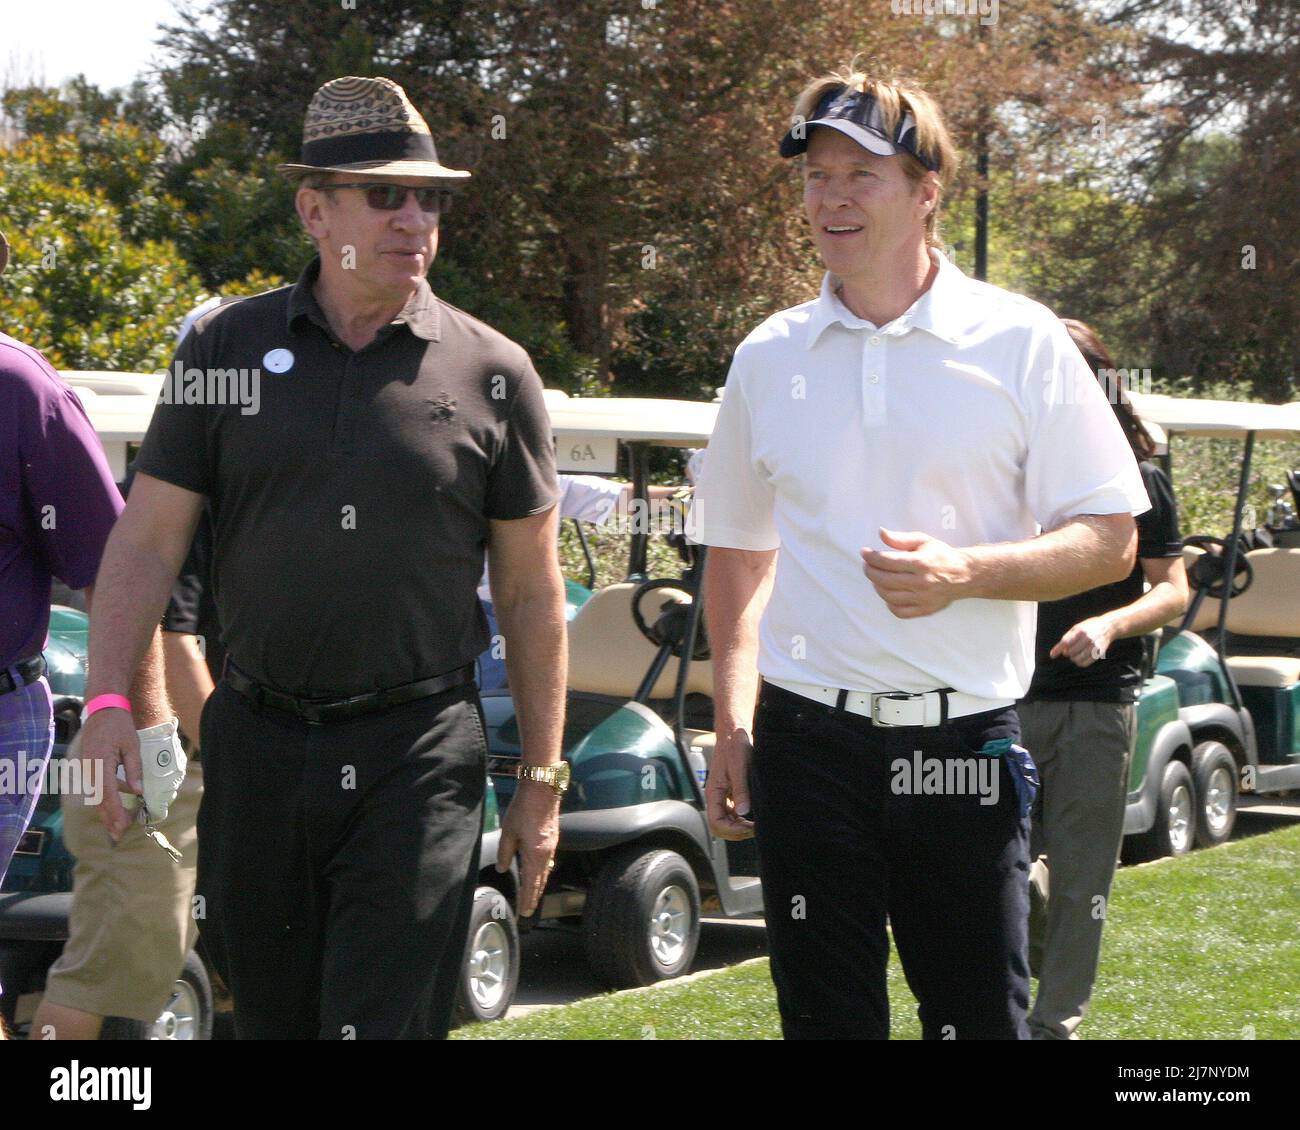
[284,257,442,343]
[806,247,966,350]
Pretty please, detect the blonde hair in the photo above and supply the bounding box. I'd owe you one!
[791,60,959,247]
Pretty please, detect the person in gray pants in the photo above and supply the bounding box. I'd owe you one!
[1018,319,1189,1040]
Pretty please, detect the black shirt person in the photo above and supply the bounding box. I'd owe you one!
[74,77,568,1040]
[1018,318,1188,1040]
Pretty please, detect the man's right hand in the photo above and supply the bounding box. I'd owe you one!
[706,729,756,841]
[78,709,143,840]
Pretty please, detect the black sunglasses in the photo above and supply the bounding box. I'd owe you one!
[317,182,454,214]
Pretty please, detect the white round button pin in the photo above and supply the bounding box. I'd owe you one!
[263,348,294,373]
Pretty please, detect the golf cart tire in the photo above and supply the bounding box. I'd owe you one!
[100,950,213,1040]
[453,886,520,1027]
[583,847,701,989]
[1191,741,1238,849]
[1125,760,1196,863]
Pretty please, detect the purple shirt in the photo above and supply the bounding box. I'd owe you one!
[0,334,123,668]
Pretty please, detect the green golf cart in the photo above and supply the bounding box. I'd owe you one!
[1121,393,1300,861]
[482,392,761,989]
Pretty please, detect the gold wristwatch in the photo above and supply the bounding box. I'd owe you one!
[516,760,571,796]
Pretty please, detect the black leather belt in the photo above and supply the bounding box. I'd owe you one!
[0,655,47,696]
[224,662,476,725]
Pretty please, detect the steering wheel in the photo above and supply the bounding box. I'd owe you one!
[630,578,710,661]
[1183,535,1253,600]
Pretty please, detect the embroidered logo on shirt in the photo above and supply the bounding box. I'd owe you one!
[426,393,457,422]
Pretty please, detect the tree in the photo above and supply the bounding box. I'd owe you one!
[156,1,1137,396]
[0,158,200,371]
[1098,0,1299,399]
[0,83,279,370]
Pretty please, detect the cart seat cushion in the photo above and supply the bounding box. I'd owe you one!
[1224,549,1300,638]
[1225,655,1300,688]
[566,582,714,699]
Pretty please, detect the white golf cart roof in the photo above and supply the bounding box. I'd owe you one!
[1130,392,1300,441]
[543,390,717,445]
[62,371,161,480]
[543,390,717,474]
[62,374,720,481]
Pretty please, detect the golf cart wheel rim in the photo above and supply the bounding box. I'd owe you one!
[150,979,199,1040]
[1205,766,1234,833]
[1169,782,1193,852]
[467,920,510,1010]
[649,884,690,967]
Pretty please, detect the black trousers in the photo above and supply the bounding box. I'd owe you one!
[196,679,487,1039]
[750,682,1032,1040]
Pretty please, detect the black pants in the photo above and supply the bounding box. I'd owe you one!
[196,679,487,1039]
[750,682,1031,1040]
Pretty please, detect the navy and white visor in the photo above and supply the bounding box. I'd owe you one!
[779,86,941,173]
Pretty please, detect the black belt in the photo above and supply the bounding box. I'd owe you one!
[224,662,476,725]
[0,655,47,696]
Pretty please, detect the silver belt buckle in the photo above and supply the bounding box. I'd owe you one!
[871,692,925,728]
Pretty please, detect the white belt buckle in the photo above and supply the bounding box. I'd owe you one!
[871,693,921,727]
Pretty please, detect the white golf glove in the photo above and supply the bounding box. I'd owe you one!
[116,717,187,826]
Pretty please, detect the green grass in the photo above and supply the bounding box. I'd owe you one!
[1089,824,1300,1039]
[454,824,1300,1040]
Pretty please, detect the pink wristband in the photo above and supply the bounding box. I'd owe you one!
[84,694,133,719]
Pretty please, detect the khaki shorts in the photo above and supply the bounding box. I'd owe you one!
[42,765,203,1021]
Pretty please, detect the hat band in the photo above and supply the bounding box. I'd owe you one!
[301,129,440,169]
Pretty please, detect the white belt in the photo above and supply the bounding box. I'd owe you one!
[766,677,1013,728]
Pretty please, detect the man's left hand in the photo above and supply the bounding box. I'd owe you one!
[497,779,560,917]
[861,528,971,618]
[1050,616,1117,667]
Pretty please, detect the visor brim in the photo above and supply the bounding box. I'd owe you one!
[780,118,901,160]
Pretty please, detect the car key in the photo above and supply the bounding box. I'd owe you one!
[139,799,183,863]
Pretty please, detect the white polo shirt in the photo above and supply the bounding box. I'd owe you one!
[690,249,1150,700]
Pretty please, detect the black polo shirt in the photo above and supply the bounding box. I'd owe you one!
[161,505,226,685]
[1024,461,1183,703]
[135,258,559,697]
[122,463,226,684]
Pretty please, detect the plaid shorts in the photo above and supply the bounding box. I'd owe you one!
[0,673,55,888]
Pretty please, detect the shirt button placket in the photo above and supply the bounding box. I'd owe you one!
[333,350,358,454]
[862,332,885,425]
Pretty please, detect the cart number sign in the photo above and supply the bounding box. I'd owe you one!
[554,432,618,474]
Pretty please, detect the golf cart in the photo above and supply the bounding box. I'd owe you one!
[1120,393,1300,861]
[483,392,764,989]
[0,372,523,1035]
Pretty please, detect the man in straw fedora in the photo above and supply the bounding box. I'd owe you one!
[77,77,568,1039]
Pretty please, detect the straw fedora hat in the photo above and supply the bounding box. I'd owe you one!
[277,76,470,181]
